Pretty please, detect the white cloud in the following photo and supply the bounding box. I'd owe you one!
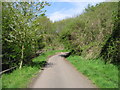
[48,11,72,22]
[48,3,89,22]
[48,8,83,22]
[47,0,114,22]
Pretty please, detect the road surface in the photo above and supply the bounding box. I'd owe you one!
[29,52,97,88]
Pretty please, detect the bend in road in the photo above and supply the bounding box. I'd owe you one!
[29,52,97,88]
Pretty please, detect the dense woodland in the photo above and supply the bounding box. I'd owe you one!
[2,2,120,71]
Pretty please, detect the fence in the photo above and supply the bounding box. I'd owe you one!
[0,66,17,75]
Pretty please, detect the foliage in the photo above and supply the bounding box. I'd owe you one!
[2,2,51,68]
[100,2,120,64]
[67,55,119,88]
[56,2,119,63]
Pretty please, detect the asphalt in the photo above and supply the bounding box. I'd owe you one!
[29,52,97,88]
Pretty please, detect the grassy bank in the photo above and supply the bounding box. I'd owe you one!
[2,50,68,88]
[67,56,119,88]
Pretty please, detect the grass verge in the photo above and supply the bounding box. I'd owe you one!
[2,49,69,88]
[67,55,119,88]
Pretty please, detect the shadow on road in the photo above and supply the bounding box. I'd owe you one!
[59,52,71,58]
[44,62,54,68]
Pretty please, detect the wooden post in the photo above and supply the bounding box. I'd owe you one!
[19,45,24,69]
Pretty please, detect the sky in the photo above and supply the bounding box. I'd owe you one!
[43,0,106,22]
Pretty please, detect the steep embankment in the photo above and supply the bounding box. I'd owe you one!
[58,2,119,63]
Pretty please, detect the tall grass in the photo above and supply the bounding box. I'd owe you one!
[67,56,119,88]
[2,50,68,88]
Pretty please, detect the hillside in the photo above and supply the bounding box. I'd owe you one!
[54,2,119,64]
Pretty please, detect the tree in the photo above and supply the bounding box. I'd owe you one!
[2,2,50,69]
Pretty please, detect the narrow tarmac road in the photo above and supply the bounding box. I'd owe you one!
[29,52,97,88]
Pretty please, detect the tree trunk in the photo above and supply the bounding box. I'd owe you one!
[19,45,24,69]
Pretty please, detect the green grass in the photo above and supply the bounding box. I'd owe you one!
[2,66,39,88]
[2,49,69,88]
[67,56,119,88]
[0,78,2,89]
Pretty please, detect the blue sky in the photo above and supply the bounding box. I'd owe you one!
[43,1,105,22]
